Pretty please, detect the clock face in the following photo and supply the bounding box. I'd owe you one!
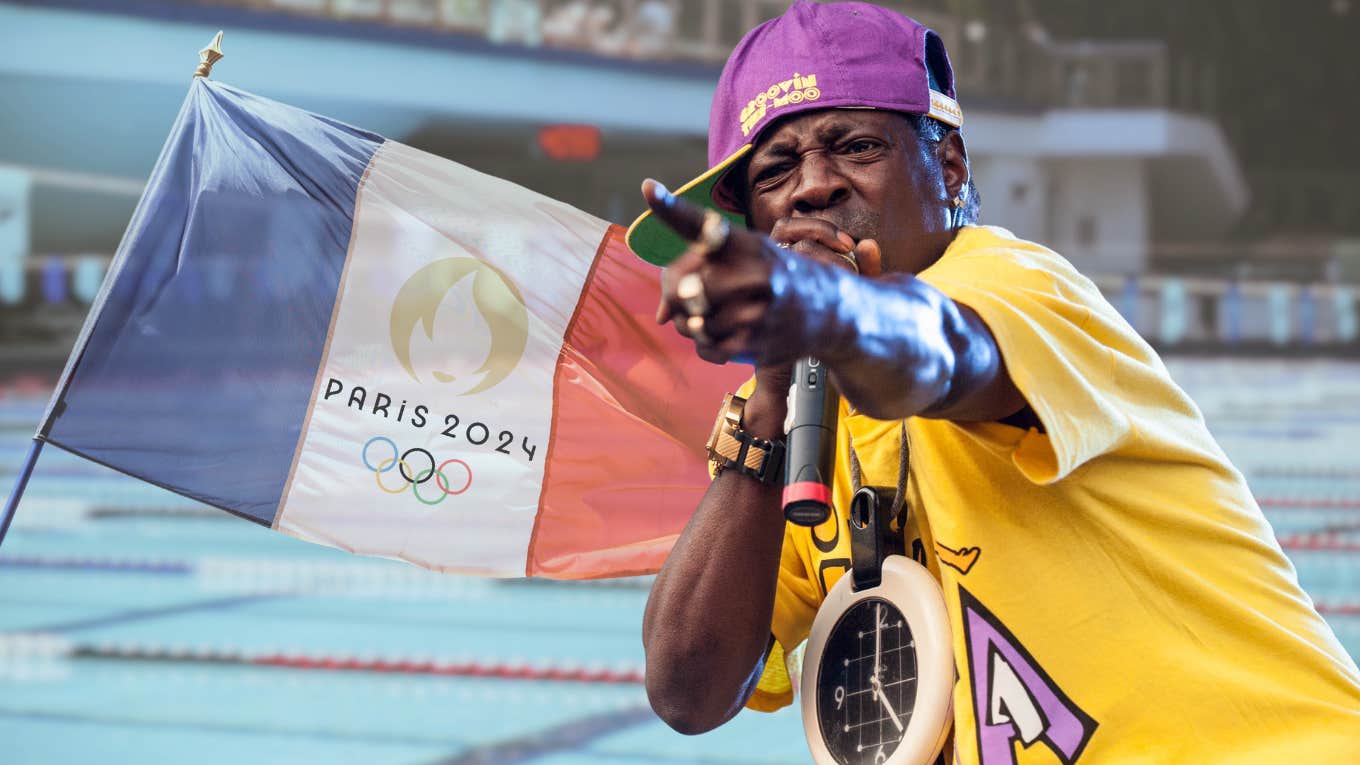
[816,597,919,765]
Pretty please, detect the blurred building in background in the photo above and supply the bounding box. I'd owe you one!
[0,0,1357,368]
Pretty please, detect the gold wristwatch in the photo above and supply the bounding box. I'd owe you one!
[706,393,785,484]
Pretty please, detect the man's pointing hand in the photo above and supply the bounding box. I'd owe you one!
[640,178,878,366]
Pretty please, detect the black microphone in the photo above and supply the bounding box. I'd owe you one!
[782,357,838,526]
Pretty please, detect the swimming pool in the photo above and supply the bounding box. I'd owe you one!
[2,358,1356,763]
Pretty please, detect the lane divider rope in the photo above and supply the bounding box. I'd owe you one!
[1276,533,1360,552]
[0,635,646,684]
[0,555,655,589]
[1257,498,1360,510]
[7,533,1358,583]
[0,555,192,575]
[40,498,1360,516]
[1254,468,1360,479]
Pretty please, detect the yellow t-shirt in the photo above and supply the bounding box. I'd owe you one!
[744,226,1360,763]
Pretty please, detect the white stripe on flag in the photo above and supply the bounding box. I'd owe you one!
[277,141,610,576]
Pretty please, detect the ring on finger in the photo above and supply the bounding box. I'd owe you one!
[697,209,731,256]
[676,273,709,317]
[833,250,860,273]
[686,315,712,345]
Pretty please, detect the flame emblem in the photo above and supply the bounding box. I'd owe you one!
[390,257,528,394]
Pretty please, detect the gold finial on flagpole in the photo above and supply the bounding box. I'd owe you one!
[194,31,225,79]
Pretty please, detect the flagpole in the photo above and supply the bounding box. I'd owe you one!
[1,34,224,552]
[0,438,43,549]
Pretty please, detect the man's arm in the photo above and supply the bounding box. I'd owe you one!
[638,182,1028,735]
[641,367,789,735]
[789,268,1028,423]
[642,177,1026,426]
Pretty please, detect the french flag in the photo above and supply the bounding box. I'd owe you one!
[35,77,744,578]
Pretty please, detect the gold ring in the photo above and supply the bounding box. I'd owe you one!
[697,209,731,256]
[833,250,860,273]
[676,273,709,317]
[686,315,712,345]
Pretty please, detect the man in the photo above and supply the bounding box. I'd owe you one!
[626,1,1360,762]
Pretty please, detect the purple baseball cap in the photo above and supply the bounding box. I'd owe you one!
[627,0,963,266]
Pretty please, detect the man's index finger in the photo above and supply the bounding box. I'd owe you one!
[641,179,708,242]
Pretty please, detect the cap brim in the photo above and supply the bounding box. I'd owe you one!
[625,91,963,267]
[626,144,752,267]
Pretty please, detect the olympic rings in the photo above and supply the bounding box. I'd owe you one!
[398,447,436,485]
[362,436,399,473]
[375,458,415,495]
[435,459,473,495]
[361,436,474,506]
[411,466,452,507]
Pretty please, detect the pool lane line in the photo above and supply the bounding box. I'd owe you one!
[424,703,655,765]
[234,605,644,638]
[0,555,593,605]
[0,467,127,479]
[5,522,1359,581]
[86,506,224,520]
[0,555,191,575]
[1254,467,1360,479]
[0,636,648,685]
[0,707,480,751]
[495,576,654,591]
[248,654,645,684]
[1276,533,1360,552]
[20,594,283,634]
[0,552,650,590]
[0,555,652,600]
[1257,498,1360,510]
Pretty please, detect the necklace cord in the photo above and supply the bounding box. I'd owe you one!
[846,421,910,533]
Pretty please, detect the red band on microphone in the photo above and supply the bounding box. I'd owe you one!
[783,481,833,507]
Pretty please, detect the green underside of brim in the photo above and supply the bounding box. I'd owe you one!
[626,145,751,267]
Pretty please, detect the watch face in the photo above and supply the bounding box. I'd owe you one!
[708,394,739,453]
[816,597,918,765]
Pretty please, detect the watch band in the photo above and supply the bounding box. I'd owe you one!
[709,394,785,484]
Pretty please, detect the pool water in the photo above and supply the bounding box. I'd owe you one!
[1,358,1356,764]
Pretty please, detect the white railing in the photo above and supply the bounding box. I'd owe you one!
[1093,275,1357,348]
[0,255,108,306]
[4,254,1356,351]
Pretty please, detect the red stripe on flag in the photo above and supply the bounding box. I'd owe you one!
[526,226,749,579]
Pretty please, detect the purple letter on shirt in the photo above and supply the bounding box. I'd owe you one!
[959,587,1097,764]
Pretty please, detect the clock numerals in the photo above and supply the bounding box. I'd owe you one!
[834,685,846,710]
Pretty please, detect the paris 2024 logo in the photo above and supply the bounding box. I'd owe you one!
[389,256,529,395]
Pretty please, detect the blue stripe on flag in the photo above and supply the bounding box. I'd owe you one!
[42,79,383,524]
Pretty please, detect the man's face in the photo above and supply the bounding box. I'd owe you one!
[740,108,954,275]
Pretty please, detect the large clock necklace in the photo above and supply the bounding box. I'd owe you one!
[800,429,954,765]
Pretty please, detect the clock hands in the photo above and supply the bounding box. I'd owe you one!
[868,603,905,734]
[874,603,883,676]
[870,674,906,734]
